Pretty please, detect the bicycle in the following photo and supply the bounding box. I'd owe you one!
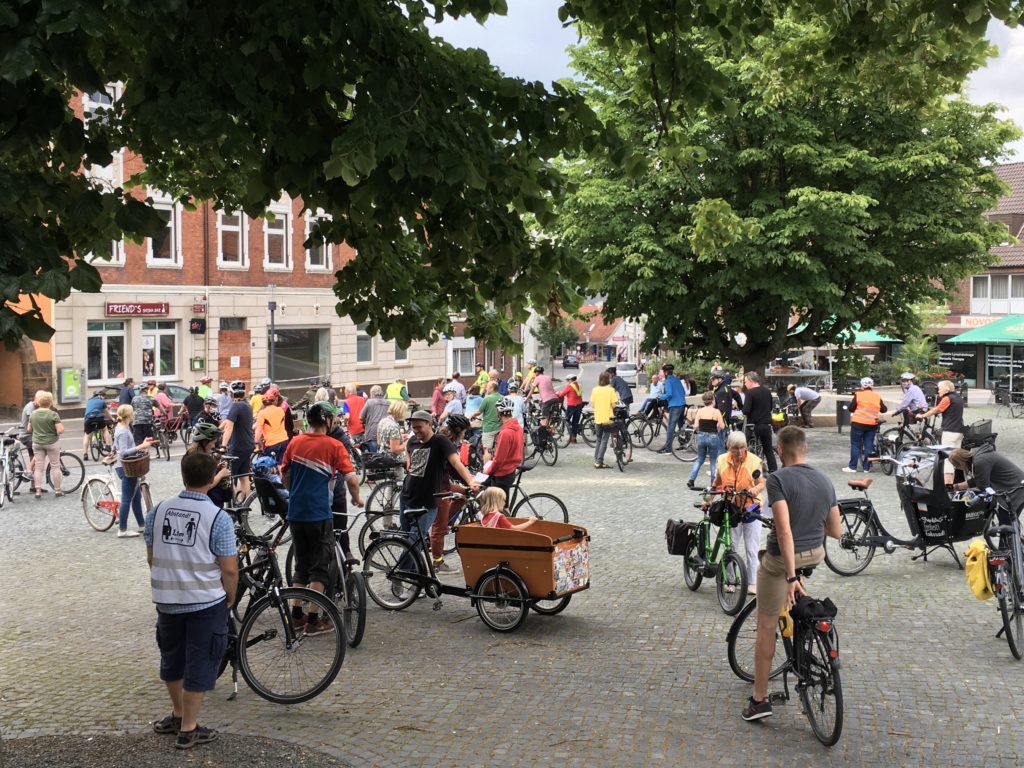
[977,485,1024,659]
[87,423,114,462]
[219,507,345,703]
[0,428,22,508]
[669,407,698,462]
[725,563,844,746]
[521,423,558,468]
[877,413,937,476]
[149,419,172,461]
[9,435,85,495]
[609,403,633,471]
[682,487,753,615]
[81,458,155,531]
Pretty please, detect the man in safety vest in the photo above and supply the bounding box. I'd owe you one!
[557,374,584,444]
[386,378,408,402]
[844,376,887,473]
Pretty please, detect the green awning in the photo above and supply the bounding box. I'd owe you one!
[945,315,1024,344]
[854,325,900,344]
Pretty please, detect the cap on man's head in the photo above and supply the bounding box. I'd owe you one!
[410,410,433,423]
[661,364,674,372]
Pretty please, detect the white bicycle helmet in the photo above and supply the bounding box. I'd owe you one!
[496,396,515,414]
[860,377,874,388]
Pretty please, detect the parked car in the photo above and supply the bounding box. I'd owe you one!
[97,383,190,417]
[563,354,579,369]
[615,362,638,387]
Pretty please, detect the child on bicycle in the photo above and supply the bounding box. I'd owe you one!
[478,487,535,530]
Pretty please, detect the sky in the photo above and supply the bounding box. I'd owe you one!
[433,5,1024,160]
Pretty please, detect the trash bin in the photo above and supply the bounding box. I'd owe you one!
[638,370,648,388]
[836,399,851,434]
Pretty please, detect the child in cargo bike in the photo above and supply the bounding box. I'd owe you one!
[478,487,536,531]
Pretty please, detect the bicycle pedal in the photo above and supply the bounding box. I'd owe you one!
[432,599,443,611]
[769,692,788,704]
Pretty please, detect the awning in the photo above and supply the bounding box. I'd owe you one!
[854,325,901,344]
[945,315,1024,345]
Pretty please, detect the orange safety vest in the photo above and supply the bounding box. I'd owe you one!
[851,389,882,427]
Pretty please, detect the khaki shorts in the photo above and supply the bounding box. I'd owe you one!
[756,546,825,617]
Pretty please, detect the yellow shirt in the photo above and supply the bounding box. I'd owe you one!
[589,385,618,425]
[250,394,264,414]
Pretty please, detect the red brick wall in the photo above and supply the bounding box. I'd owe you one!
[947,278,971,315]
[217,330,251,384]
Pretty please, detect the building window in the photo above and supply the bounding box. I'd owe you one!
[356,322,373,363]
[87,321,125,382]
[305,214,332,271]
[147,201,181,266]
[453,348,475,376]
[972,276,989,299]
[82,86,115,130]
[142,320,177,377]
[269,328,329,381]
[1012,275,1024,299]
[220,317,246,331]
[217,211,248,268]
[264,208,291,270]
[992,275,1010,300]
[395,342,408,362]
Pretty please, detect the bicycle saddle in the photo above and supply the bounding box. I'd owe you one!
[847,478,873,490]
[517,464,534,472]
[403,507,431,519]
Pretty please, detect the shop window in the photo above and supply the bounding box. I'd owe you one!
[87,321,125,382]
[356,322,373,363]
[142,320,177,377]
[217,211,248,268]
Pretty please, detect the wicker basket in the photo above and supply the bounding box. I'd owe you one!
[122,453,151,478]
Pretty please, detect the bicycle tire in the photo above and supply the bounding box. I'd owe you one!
[343,569,367,648]
[626,415,648,448]
[878,429,900,476]
[2,462,12,504]
[47,451,84,494]
[179,423,192,446]
[671,426,697,462]
[824,506,877,576]
[531,593,572,615]
[614,432,625,471]
[139,481,153,515]
[997,561,1024,660]
[82,478,117,531]
[580,416,597,446]
[645,420,664,452]
[362,535,422,610]
[725,597,789,683]
[160,434,171,461]
[443,505,473,556]
[511,491,569,523]
[798,627,844,746]
[0,463,7,509]
[239,489,290,542]
[474,570,529,632]
[683,525,704,591]
[237,587,344,705]
[10,455,27,494]
[716,551,748,615]
[89,436,102,463]
[350,446,366,486]
[540,439,558,467]
[553,420,570,449]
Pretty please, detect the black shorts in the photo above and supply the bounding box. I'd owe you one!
[230,450,253,477]
[155,600,229,692]
[542,399,561,419]
[84,416,109,435]
[289,519,333,586]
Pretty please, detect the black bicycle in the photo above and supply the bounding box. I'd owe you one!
[978,485,1024,659]
[876,413,937,476]
[609,403,633,471]
[726,563,844,747]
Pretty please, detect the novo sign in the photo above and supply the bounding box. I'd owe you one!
[105,302,170,317]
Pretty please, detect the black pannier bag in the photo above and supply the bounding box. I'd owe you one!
[707,499,742,528]
[666,519,698,555]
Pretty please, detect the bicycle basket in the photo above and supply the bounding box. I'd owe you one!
[707,499,741,528]
[121,452,151,478]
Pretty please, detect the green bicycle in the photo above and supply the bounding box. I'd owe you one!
[682,486,754,615]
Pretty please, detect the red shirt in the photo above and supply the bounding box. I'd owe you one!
[482,511,514,529]
[557,382,583,407]
[344,394,365,436]
[490,419,524,478]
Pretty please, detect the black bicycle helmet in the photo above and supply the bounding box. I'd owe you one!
[192,422,223,443]
[203,396,219,407]
[446,414,471,432]
[496,396,515,414]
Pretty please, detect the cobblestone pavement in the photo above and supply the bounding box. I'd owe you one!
[3,405,1024,766]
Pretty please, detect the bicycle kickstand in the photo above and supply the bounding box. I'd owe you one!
[227,660,239,702]
[433,598,443,611]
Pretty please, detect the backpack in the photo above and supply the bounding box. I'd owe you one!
[665,519,697,556]
[964,538,993,601]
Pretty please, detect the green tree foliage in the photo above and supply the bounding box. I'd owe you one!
[555,21,1020,371]
[530,314,579,368]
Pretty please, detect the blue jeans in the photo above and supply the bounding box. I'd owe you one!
[689,433,720,484]
[363,439,378,455]
[660,406,684,451]
[399,501,437,560]
[115,466,144,531]
[849,427,876,471]
[565,404,583,438]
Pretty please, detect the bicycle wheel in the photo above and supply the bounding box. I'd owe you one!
[580,416,597,446]
[626,415,648,448]
[540,439,558,467]
[474,570,529,632]
[511,491,568,523]
[798,627,844,746]
[160,433,171,461]
[47,451,85,494]
[342,570,367,648]
[10,455,27,494]
[443,505,472,556]
[362,535,422,610]
[179,423,192,446]
[671,426,697,462]
[89,435,102,463]
[531,593,572,615]
[2,462,12,504]
[240,490,287,540]
[613,433,625,472]
[237,587,344,705]
[726,597,788,683]
[82,478,117,531]
[824,506,877,576]
[0,464,7,509]
[878,429,900,476]
[996,562,1024,660]
[683,525,704,591]
[553,420,570,449]
[716,551,748,616]
[350,446,367,485]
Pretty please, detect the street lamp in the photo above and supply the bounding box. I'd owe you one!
[268,283,277,382]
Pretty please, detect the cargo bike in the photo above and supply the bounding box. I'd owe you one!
[362,496,590,632]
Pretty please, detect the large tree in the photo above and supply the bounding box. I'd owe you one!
[555,21,1020,370]
[2,0,1021,350]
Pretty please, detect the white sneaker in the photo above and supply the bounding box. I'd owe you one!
[117,529,140,538]
[840,467,857,473]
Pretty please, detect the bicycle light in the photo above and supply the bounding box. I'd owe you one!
[816,620,832,633]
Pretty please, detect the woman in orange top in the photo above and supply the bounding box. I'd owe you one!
[713,431,766,595]
[256,389,290,463]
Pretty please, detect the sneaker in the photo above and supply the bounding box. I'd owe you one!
[175,725,218,750]
[741,697,773,721]
[117,529,140,538]
[841,467,857,473]
[304,617,334,636]
[391,580,412,600]
[434,560,457,574]
[594,463,610,469]
[656,449,671,455]
[724,584,736,594]
[153,714,181,734]
[686,480,696,490]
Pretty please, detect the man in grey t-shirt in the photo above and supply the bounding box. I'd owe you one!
[743,426,841,724]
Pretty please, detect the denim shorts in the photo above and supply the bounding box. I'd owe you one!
[156,599,229,692]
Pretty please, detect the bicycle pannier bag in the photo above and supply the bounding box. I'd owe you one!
[963,538,993,601]
[665,519,696,556]
[707,499,741,528]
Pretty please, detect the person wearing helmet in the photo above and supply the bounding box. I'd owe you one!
[557,374,584,444]
[281,401,363,634]
[220,381,255,496]
[505,381,525,426]
[256,388,290,463]
[249,384,266,415]
[130,385,157,447]
[145,378,159,397]
[709,368,741,452]
[183,386,205,426]
[477,381,503,450]
[845,377,887,473]
[196,376,213,400]
[482,396,524,497]
[197,397,222,428]
[890,372,927,428]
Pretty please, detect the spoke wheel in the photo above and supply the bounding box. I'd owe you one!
[716,551,748,615]
[474,570,529,632]
[580,417,597,446]
[626,415,648,448]
[237,587,344,704]
[799,629,844,746]
[47,451,85,494]
[89,437,102,463]
[878,429,900,476]
[671,427,697,462]
[540,438,558,467]
[997,563,1024,660]
[362,536,422,610]
[553,420,570,449]
[726,597,788,683]
[342,570,367,648]
[511,492,568,523]
[683,527,704,591]
[82,478,117,531]
[239,490,289,541]
[824,507,877,576]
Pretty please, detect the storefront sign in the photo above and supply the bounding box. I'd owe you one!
[105,302,169,317]
[189,318,207,334]
[961,315,997,328]
[192,303,207,313]
[939,351,974,364]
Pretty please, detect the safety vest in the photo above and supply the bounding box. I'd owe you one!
[851,389,882,426]
[150,496,226,606]
[386,381,406,401]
